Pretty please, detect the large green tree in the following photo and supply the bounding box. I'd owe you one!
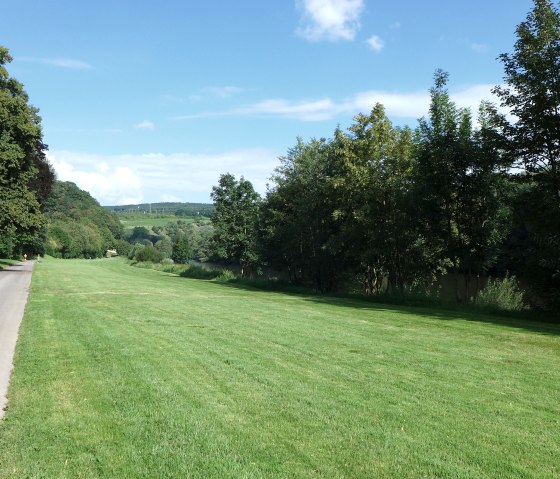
[211,173,261,276]
[494,0,560,199]
[332,105,423,293]
[493,0,560,308]
[0,46,54,257]
[260,138,346,292]
[415,71,511,299]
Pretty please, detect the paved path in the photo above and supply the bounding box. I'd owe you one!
[0,260,34,419]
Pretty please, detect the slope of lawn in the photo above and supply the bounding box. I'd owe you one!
[0,258,558,478]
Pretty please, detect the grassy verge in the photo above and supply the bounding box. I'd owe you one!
[0,258,19,269]
[1,257,559,478]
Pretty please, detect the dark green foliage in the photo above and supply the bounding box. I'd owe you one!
[171,234,192,263]
[179,264,228,279]
[0,46,54,257]
[414,71,511,299]
[43,181,124,258]
[261,138,345,292]
[493,0,560,309]
[127,226,155,244]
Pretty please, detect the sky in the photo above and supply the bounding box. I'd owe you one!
[3,0,534,205]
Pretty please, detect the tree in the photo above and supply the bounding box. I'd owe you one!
[494,0,560,308]
[260,137,346,292]
[333,105,423,293]
[0,46,53,257]
[171,234,192,263]
[494,0,560,200]
[210,173,261,276]
[415,71,511,300]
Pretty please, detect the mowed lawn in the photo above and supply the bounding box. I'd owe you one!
[1,259,559,478]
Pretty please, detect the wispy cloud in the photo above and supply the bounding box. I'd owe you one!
[18,56,93,70]
[467,41,488,53]
[134,120,155,130]
[161,86,244,104]
[46,127,122,134]
[201,86,243,99]
[296,0,364,41]
[175,84,499,123]
[366,34,384,52]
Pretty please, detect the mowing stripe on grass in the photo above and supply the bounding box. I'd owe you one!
[0,257,558,478]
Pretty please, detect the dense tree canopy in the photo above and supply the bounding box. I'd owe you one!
[493,0,560,308]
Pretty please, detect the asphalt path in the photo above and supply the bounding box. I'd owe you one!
[0,260,34,419]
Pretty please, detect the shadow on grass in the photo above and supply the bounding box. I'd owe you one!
[206,279,560,337]
[0,261,25,272]
[129,261,559,336]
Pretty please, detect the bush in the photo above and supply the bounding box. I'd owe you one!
[134,245,164,263]
[216,269,236,282]
[179,264,224,280]
[475,274,528,312]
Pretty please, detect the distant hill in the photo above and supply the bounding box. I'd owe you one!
[104,202,214,217]
[43,181,126,258]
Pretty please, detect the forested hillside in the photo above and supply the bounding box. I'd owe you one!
[43,181,126,258]
[105,202,214,217]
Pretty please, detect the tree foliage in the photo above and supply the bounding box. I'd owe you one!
[415,71,511,299]
[0,46,54,257]
[494,0,560,308]
[171,234,192,263]
[210,173,261,276]
[261,138,344,292]
[333,105,422,293]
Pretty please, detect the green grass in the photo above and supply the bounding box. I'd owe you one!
[0,258,19,269]
[1,258,559,478]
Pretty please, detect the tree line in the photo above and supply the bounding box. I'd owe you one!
[210,0,560,310]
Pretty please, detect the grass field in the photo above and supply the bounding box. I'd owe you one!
[118,214,208,231]
[1,258,559,478]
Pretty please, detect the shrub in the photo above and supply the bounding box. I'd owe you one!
[134,245,164,263]
[179,264,224,280]
[475,274,528,312]
[216,269,236,282]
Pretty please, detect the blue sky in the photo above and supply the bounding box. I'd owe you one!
[3,0,533,205]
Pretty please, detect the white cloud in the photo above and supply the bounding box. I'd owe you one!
[175,83,500,123]
[366,34,384,52]
[135,120,155,130]
[48,153,144,205]
[48,148,280,205]
[296,0,364,41]
[18,56,93,70]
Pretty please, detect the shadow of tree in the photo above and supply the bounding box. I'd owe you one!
[207,279,560,337]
